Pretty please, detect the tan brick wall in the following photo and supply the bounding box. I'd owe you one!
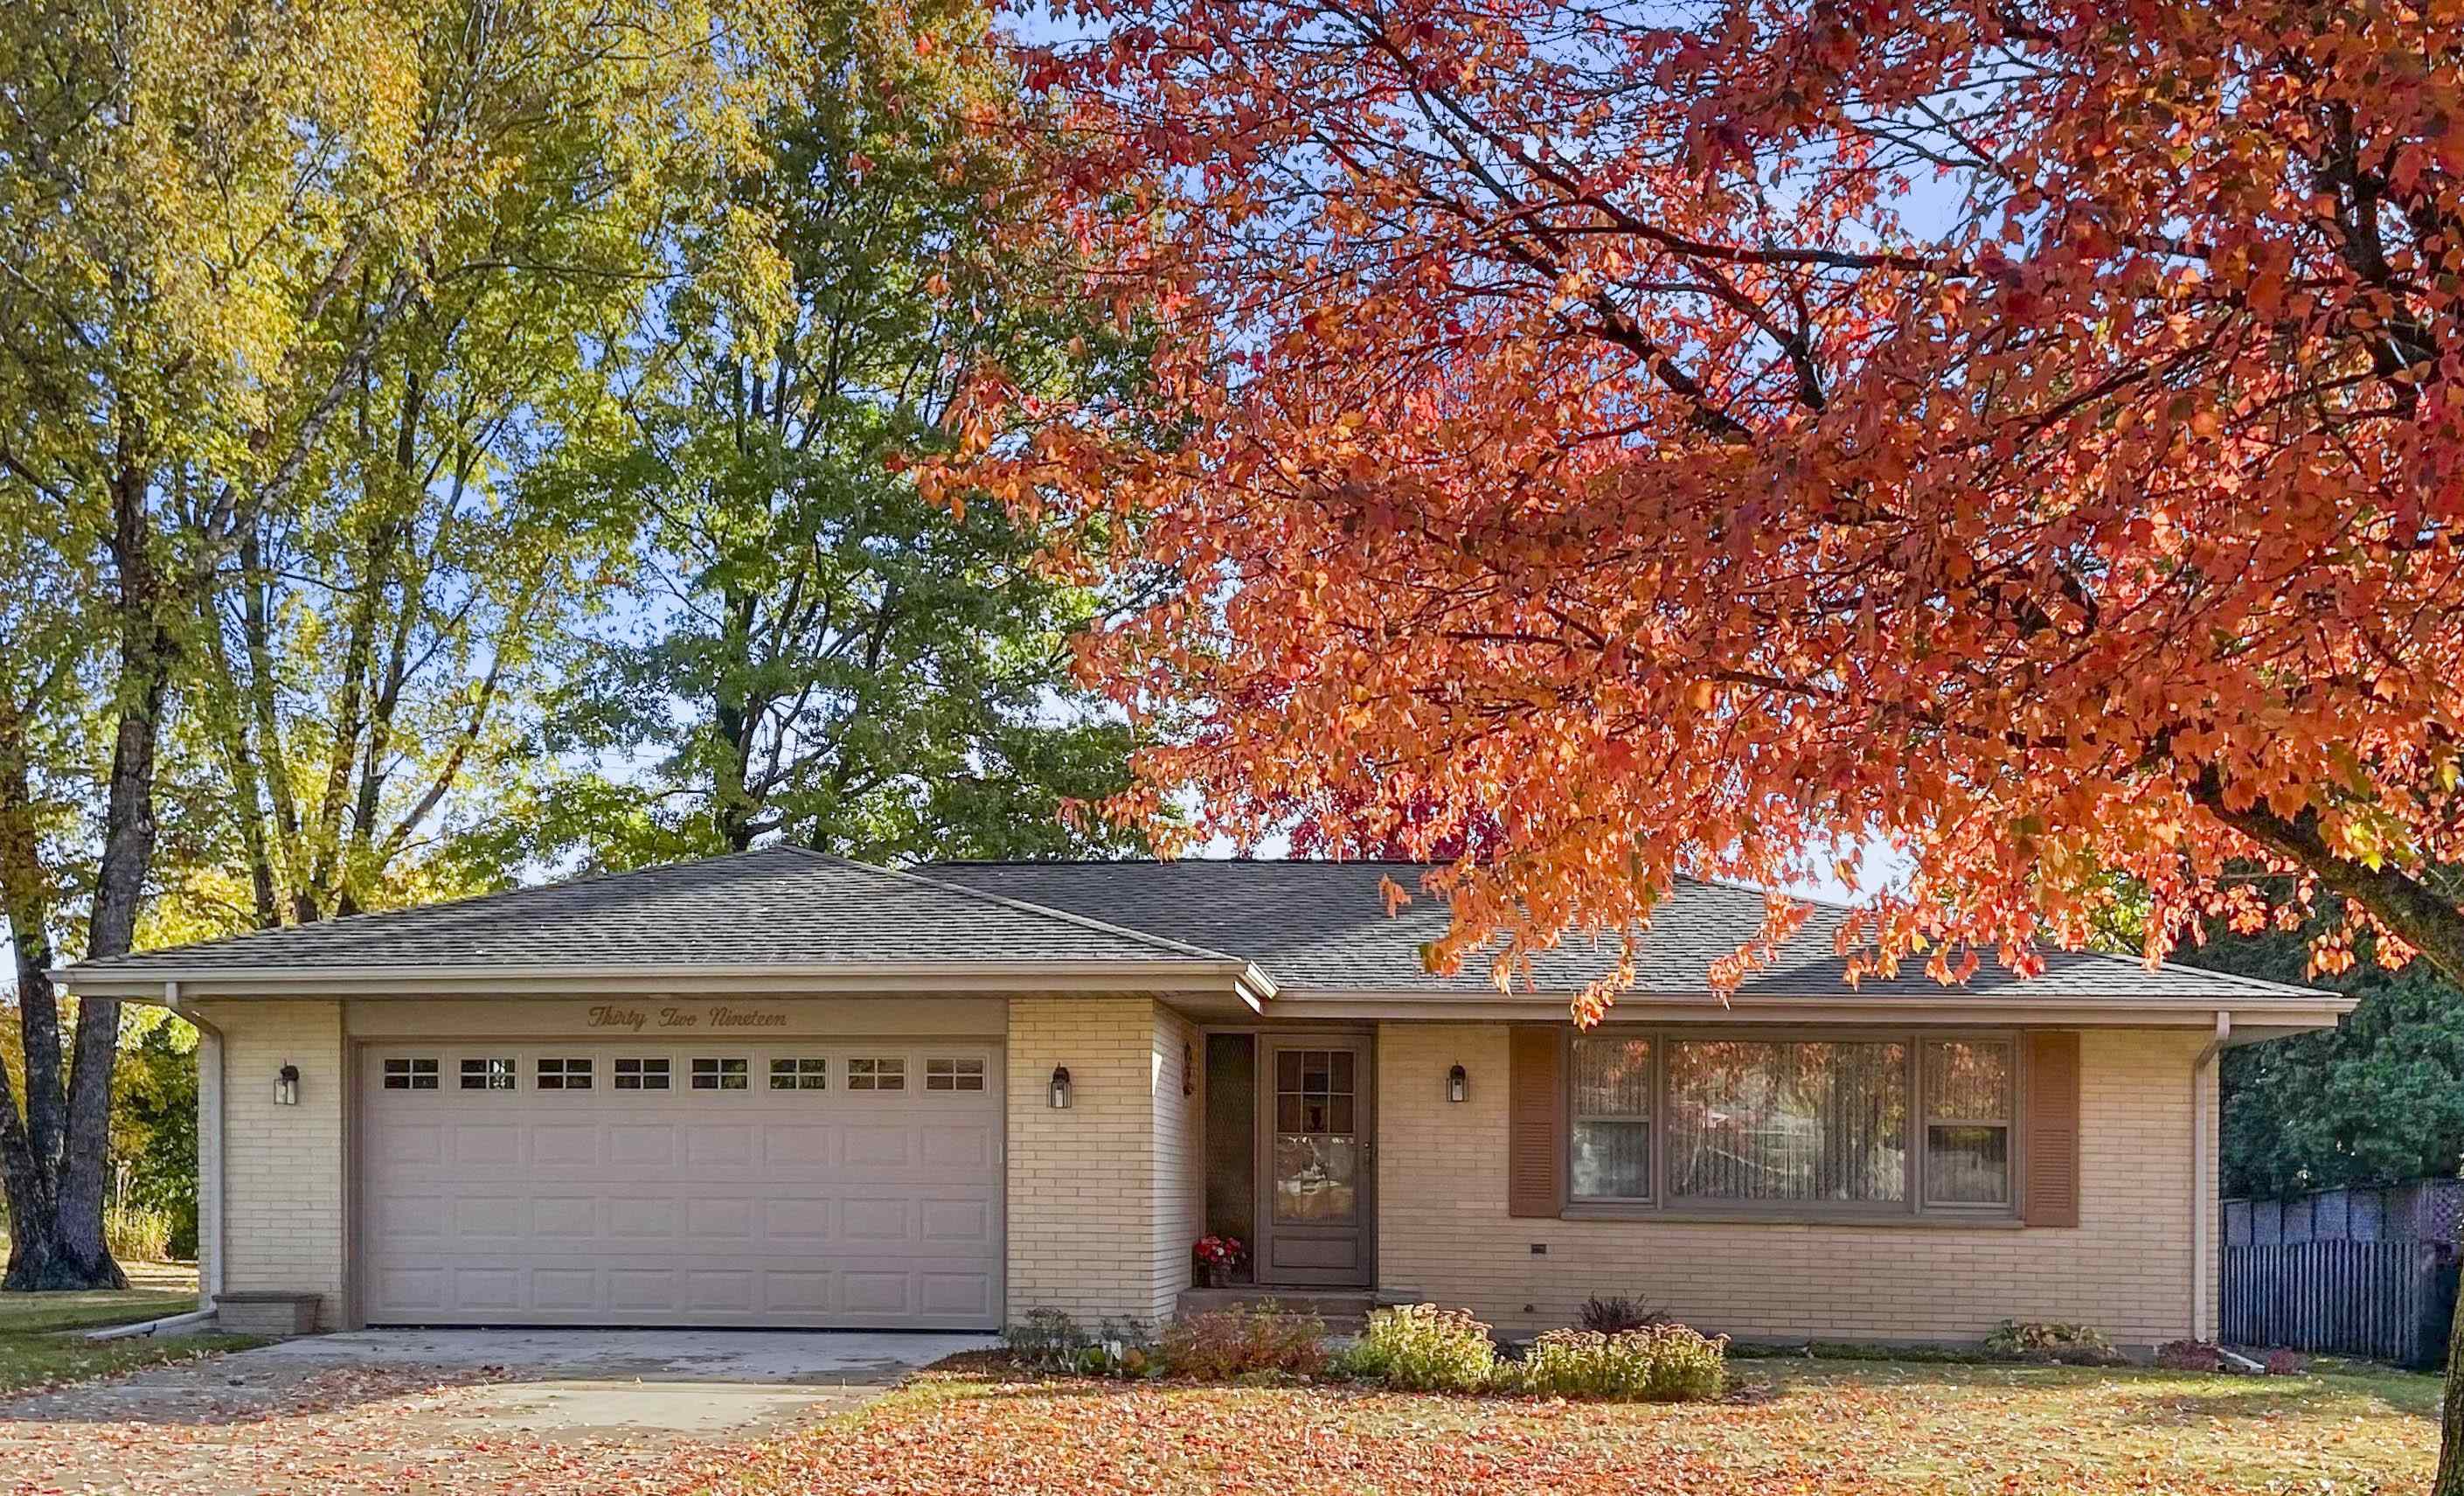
[1377,1023,2213,1346]
[1150,1005,1203,1319]
[1005,996,1197,1327]
[191,998,348,1330]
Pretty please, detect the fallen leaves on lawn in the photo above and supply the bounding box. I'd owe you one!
[698,1369,2434,1496]
[0,1360,2433,1495]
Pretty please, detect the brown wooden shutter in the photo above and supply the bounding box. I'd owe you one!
[2022,1030,2081,1228]
[1507,1026,1566,1218]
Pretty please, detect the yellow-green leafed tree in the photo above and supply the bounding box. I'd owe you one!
[0,0,793,1291]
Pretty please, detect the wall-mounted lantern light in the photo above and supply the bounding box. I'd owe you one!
[1048,1065,1073,1110]
[275,1063,301,1107]
[1447,1064,1469,1104]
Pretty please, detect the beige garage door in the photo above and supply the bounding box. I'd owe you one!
[357,1040,1003,1329]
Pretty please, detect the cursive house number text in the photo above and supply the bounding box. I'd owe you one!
[586,1004,789,1033]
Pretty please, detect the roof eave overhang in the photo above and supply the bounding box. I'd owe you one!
[1260,988,2354,1030]
[57,959,1276,1011]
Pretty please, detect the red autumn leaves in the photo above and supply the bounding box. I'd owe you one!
[930,0,2464,1014]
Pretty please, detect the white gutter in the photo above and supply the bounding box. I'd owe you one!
[161,982,225,1313]
[59,958,1276,1010]
[2190,1011,2231,1342]
[1264,992,2352,1028]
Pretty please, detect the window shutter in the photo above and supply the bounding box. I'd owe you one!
[1507,1026,1565,1218]
[2022,1030,2081,1228]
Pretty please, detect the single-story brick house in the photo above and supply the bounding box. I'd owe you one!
[61,849,2349,1346]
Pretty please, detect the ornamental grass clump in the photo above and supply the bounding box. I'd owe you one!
[1511,1326,1729,1402]
[1336,1304,1497,1392]
[1577,1294,1669,1336]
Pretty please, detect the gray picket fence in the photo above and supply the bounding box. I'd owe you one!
[2219,1180,2459,1368]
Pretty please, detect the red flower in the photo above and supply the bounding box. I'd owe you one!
[1194,1235,1246,1268]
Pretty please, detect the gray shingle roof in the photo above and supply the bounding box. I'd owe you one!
[69,847,1238,974]
[922,859,2329,1000]
[65,846,2327,1003]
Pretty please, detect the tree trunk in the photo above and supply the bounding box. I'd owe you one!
[2189,776,2464,1491]
[16,451,179,1292]
[194,590,282,929]
[711,585,762,853]
[4,446,173,1292]
[2441,1213,2464,1496]
[0,692,131,1291]
[0,695,90,1291]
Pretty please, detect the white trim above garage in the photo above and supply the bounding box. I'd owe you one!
[344,995,1011,1040]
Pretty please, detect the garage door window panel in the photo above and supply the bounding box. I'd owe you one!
[537,1057,594,1091]
[849,1057,906,1092]
[382,1057,440,1091]
[926,1057,984,1092]
[770,1057,827,1090]
[461,1057,517,1091]
[693,1057,749,1091]
[614,1058,671,1091]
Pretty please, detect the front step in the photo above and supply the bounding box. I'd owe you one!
[1175,1287,1377,1332]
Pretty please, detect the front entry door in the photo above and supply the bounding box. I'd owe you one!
[1255,1038,1374,1287]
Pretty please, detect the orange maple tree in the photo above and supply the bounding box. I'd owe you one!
[947,0,2464,1007]
[946,0,2464,1457]
[944,1,2463,1455]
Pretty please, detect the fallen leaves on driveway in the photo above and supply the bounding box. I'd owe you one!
[2,1365,751,1496]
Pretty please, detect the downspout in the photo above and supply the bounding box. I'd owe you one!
[163,981,225,1311]
[2190,1011,2230,1343]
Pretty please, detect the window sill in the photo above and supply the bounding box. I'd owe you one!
[1558,1204,2028,1229]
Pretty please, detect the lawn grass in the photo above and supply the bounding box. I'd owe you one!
[704,1358,2442,1495]
[0,1257,199,1333]
[0,1258,260,1395]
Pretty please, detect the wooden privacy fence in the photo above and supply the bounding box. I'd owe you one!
[2220,1240,2451,1365]
[2220,1180,2459,1369]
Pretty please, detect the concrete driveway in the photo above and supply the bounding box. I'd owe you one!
[2,1327,996,1495]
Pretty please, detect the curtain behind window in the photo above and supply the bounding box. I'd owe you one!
[1666,1040,1908,1204]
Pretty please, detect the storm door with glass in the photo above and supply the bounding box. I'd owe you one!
[1253,1039,1374,1286]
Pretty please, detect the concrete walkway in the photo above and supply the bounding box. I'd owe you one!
[2,1328,998,1494]
[244,1326,993,1386]
[235,1326,999,1434]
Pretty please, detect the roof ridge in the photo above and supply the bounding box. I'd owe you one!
[783,849,1258,967]
[1683,877,2331,998]
[928,860,2333,999]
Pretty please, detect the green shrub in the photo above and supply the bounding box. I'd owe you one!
[103,1203,171,1263]
[1160,1303,1327,1381]
[1511,1326,1727,1401]
[1984,1319,2124,1365]
[1336,1304,1496,1392]
[1007,1307,1095,1368]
